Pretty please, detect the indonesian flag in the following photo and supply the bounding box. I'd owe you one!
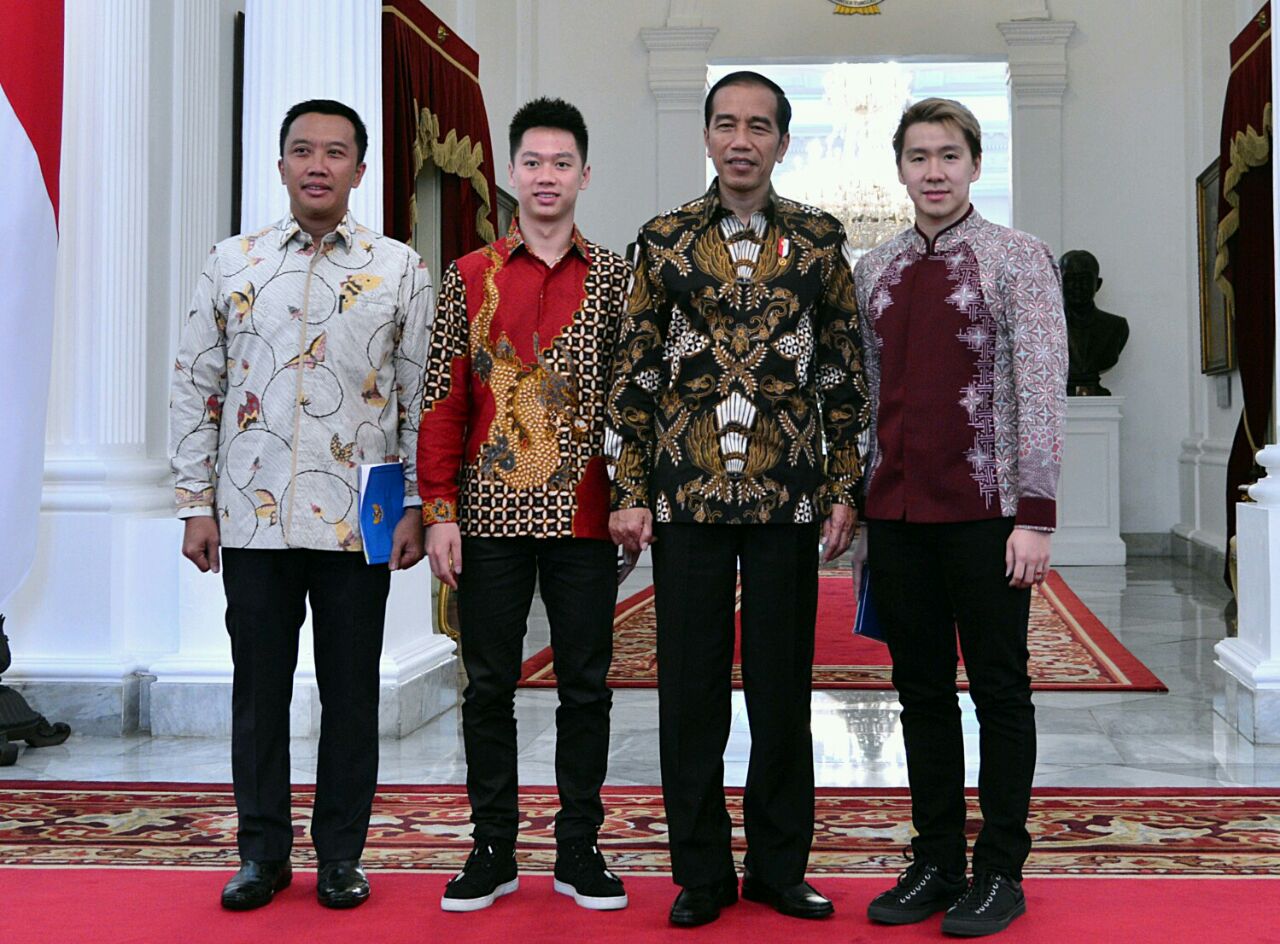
[0,0,63,608]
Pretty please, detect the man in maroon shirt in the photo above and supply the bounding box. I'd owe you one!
[852,98,1067,937]
[418,98,630,913]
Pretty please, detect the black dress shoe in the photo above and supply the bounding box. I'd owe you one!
[221,860,292,911]
[317,859,371,909]
[741,871,833,919]
[669,876,738,927]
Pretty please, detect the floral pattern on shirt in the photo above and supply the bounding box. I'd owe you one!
[169,214,433,550]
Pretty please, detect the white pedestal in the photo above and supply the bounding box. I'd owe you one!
[1054,396,1126,565]
[1216,446,1280,745]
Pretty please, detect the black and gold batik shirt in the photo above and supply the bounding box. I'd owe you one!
[606,181,869,525]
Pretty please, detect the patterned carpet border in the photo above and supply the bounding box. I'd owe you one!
[519,571,1166,692]
[0,782,1273,877]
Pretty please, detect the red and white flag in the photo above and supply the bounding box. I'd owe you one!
[0,0,63,608]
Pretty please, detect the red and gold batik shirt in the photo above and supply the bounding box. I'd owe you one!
[417,224,629,539]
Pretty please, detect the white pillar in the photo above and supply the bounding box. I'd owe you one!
[1214,21,1280,746]
[157,0,457,738]
[640,23,717,213]
[997,17,1075,252]
[240,0,384,232]
[4,0,180,735]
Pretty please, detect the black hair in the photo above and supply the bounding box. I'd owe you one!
[508,97,589,163]
[279,99,368,164]
[704,71,792,136]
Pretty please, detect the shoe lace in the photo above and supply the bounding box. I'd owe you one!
[952,871,1008,912]
[893,847,928,889]
[458,842,500,878]
[563,840,605,867]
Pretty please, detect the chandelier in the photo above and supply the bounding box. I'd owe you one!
[786,63,916,255]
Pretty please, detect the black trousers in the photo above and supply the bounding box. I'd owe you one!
[651,523,820,888]
[456,536,617,843]
[221,548,390,863]
[867,517,1037,879]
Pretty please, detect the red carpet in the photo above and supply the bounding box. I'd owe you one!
[3,782,1278,942]
[5,871,1276,944]
[519,570,1166,691]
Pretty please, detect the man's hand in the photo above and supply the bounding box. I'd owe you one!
[1006,528,1051,589]
[820,503,856,564]
[389,508,425,571]
[610,508,654,555]
[850,528,868,597]
[182,517,222,574]
[426,521,462,589]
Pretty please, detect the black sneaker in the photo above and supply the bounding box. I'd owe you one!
[941,870,1026,937]
[868,860,968,924]
[440,840,519,912]
[553,838,628,910]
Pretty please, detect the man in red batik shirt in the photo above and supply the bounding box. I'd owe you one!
[417,98,630,914]
[853,98,1068,937]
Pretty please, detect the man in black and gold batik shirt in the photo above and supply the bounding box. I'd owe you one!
[607,71,868,928]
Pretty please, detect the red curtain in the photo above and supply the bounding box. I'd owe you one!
[382,0,499,269]
[1220,3,1274,585]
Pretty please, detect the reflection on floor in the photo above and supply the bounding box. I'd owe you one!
[4,557,1278,788]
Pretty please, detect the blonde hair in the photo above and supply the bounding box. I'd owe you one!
[892,98,982,164]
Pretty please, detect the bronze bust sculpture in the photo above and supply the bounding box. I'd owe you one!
[1061,250,1129,396]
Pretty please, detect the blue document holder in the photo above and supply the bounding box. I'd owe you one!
[358,463,405,565]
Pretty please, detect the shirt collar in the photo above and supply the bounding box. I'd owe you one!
[503,216,592,265]
[910,204,982,254]
[277,211,358,251]
[699,178,779,229]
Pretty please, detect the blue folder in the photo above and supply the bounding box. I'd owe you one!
[358,462,405,565]
[853,567,887,643]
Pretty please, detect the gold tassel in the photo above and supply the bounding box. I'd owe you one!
[833,2,881,13]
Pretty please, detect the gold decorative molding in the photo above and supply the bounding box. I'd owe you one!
[830,0,882,13]
[1214,100,1272,339]
[411,104,497,245]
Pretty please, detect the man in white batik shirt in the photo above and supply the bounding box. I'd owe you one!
[169,99,431,913]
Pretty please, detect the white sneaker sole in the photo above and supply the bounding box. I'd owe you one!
[552,878,629,911]
[440,877,519,912]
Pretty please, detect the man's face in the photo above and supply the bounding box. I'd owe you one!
[704,82,790,201]
[277,112,365,227]
[897,120,981,234]
[508,127,590,227]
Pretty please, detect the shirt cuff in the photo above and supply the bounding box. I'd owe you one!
[176,505,214,520]
[1014,497,1056,531]
[610,443,651,510]
[422,497,457,526]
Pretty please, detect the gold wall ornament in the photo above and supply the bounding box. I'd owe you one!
[830,0,883,14]
[437,25,450,41]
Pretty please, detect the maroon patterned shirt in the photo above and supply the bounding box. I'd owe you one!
[852,207,1067,530]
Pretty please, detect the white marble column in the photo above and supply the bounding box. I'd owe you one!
[239,0,384,232]
[640,22,717,213]
[161,0,458,738]
[997,17,1075,252]
[4,0,182,734]
[147,0,256,736]
[1215,22,1280,747]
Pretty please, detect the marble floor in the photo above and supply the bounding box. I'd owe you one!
[4,556,1279,789]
